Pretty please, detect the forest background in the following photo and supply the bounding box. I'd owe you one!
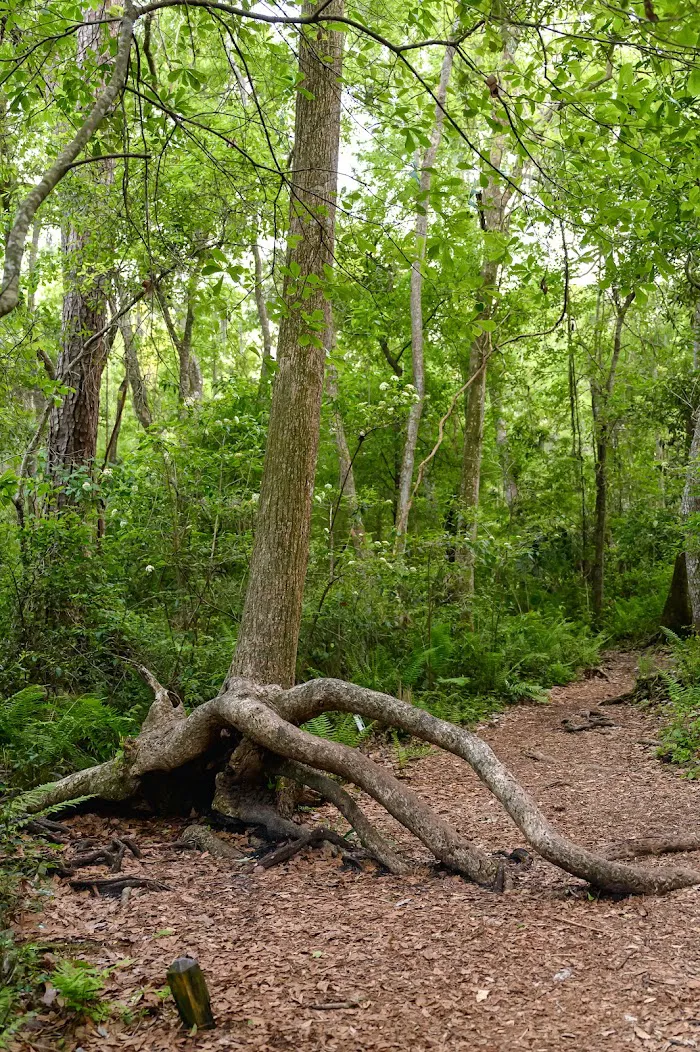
[1,0,700,789]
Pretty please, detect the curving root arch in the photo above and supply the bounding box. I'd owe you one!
[27,672,700,896]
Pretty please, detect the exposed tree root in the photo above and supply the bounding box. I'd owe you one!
[277,760,411,875]
[256,826,361,869]
[602,836,700,860]
[175,824,245,860]
[23,675,700,896]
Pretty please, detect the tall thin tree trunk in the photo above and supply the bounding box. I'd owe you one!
[116,305,152,429]
[456,32,520,596]
[252,241,274,393]
[326,334,366,551]
[590,289,634,621]
[394,41,456,547]
[156,266,200,405]
[681,299,700,628]
[226,1,344,689]
[457,261,495,594]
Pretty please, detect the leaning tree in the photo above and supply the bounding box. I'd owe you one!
[7,0,700,896]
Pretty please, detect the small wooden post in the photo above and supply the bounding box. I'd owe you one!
[167,956,216,1030]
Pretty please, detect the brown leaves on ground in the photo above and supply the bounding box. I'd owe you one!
[12,653,700,1052]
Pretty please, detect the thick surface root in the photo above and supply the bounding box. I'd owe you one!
[24,675,700,896]
[278,760,411,875]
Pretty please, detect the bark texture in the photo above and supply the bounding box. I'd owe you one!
[395,42,456,546]
[226,2,344,688]
[48,225,110,483]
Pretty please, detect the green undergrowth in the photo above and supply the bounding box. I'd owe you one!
[0,789,114,1044]
[639,632,700,777]
[0,686,137,789]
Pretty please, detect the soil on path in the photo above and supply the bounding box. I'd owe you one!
[14,653,700,1052]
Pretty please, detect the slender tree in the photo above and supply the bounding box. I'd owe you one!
[394,38,456,547]
[590,288,635,621]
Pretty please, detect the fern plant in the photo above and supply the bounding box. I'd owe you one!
[0,686,136,787]
[303,712,373,748]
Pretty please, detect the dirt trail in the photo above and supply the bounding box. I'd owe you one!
[15,653,700,1051]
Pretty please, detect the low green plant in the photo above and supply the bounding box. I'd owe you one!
[50,961,110,1020]
[0,686,136,787]
[302,711,373,748]
[640,632,700,776]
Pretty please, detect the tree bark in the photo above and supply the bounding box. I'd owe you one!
[394,41,456,547]
[591,290,634,621]
[680,299,700,629]
[48,226,110,486]
[47,8,119,493]
[225,1,345,688]
[117,305,153,429]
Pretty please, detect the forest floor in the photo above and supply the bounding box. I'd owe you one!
[13,652,700,1052]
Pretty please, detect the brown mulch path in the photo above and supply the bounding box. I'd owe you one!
[13,653,700,1051]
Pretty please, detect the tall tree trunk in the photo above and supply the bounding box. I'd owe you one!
[156,267,200,405]
[456,35,520,596]
[457,268,494,593]
[325,332,366,551]
[47,8,113,493]
[394,41,456,547]
[590,290,634,621]
[116,304,152,429]
[252,241,274,393]
[226,1,344,689]
[48,227,110,484]
[680,299,700,628]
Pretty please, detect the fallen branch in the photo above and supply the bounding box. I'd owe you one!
[69,876,169,897]
[561,710,616,732]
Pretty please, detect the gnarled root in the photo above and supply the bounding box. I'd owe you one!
[22,674,700,896]
[276,760,411,875]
